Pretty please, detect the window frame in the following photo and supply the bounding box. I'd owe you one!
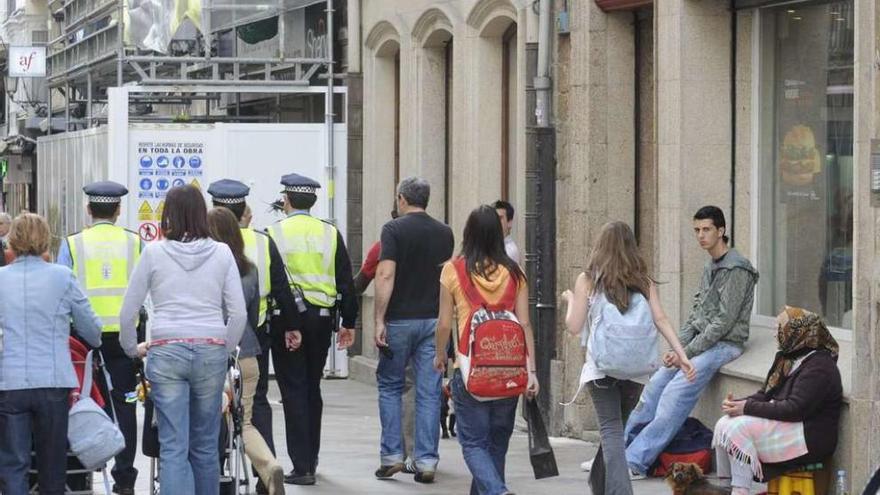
[748,2,854,342]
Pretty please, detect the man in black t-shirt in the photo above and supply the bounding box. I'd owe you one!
[373,177,454,483]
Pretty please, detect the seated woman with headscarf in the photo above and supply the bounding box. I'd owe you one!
[713,306,843,495]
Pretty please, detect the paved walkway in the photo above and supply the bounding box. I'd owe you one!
[112,378,705,494]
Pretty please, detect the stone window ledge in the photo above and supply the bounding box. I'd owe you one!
[717,325,852,402]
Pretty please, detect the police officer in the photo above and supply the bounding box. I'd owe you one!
[57,181,142,495]
[267,173,357,486]
[207,179,300,493]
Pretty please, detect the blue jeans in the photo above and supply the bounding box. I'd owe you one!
[451,371,518,495]
[624,342,743,474]
[0,388,70,495]
[376,318,442,471]
[146,343,228,495]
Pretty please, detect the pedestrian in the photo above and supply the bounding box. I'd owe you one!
[492,201,520,265]
[0,212,11,244]
[713,307,842,495]
[208,179,300,494]
[207,207,286,494]
[561,221,695,495]
[353,205,422,474]
[119,185,247,495]
[0,213,103,495]
[622,206,758,478]
[373,177,454,483]
[0,212,10,267]
[56,181,143,494]
[433,204,539,495]
[266,173,357,486]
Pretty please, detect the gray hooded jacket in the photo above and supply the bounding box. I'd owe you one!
[120,238,247,357]
[678,248,759,358]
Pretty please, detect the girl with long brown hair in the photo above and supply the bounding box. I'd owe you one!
[207,207,285,494]
[561,221,695,495]
[119,185,246,494]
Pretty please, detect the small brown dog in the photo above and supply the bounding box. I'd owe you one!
[666,462,731,495]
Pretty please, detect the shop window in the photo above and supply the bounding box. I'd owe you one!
[756,1,854,329]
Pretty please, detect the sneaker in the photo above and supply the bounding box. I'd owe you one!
[580,458,594,472]
[375,463,405,480]
[403,458,417,474]
[414,470,435,484]
[629,469,646,481]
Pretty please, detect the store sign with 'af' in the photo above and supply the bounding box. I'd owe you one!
[8,46,47,77]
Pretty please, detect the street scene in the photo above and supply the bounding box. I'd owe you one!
[0,0,877,494]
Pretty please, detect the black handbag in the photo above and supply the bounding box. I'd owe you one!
[525,398,559,479]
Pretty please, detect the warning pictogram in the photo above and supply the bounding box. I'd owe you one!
[190,178,202,190]
[139,223,159,242]
[156,200,165,220]
[138,201,154,221]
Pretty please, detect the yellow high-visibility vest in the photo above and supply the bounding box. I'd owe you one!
[267,214,338,308]
[68,223,141,333]
[241,228,271,326]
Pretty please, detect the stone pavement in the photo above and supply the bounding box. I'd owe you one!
[112,378,703,494]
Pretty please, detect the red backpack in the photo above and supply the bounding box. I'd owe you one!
[453,258,528,400]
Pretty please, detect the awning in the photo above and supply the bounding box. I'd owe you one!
[595,0,653,12]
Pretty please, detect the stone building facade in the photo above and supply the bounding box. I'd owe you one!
[348,0,536,363]
[347,0,880,489]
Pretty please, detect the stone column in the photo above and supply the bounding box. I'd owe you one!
[848,0,879,488]
[550,0,635,436]
[655,0,732,326]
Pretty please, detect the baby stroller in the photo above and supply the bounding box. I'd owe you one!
[140,350,251,495]
[27,337,115,495]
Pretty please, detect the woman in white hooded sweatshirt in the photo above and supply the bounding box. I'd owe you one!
[119,185,246,495]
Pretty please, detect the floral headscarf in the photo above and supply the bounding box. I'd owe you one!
[762,306,839,394]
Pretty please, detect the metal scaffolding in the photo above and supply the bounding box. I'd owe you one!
[45,0,335,130]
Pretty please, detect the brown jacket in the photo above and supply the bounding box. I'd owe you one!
[743,350,843,462]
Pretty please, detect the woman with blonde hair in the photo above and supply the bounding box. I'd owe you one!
[561,221,695,495]
[0,213,102,494]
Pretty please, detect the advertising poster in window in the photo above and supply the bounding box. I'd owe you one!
[758,2,854,329]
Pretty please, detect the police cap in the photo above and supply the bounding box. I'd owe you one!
[83,181,128,204]
[280,173,321,194]
[207,179,250,204]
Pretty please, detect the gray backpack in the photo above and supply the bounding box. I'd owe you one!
[588,291,660,379]
[68,350,126,470]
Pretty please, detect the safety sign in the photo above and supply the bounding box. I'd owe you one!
[139,223,159,242]
[138,201,154,221]
[133,139,206,237]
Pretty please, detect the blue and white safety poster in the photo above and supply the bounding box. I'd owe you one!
[134,140,206,241]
